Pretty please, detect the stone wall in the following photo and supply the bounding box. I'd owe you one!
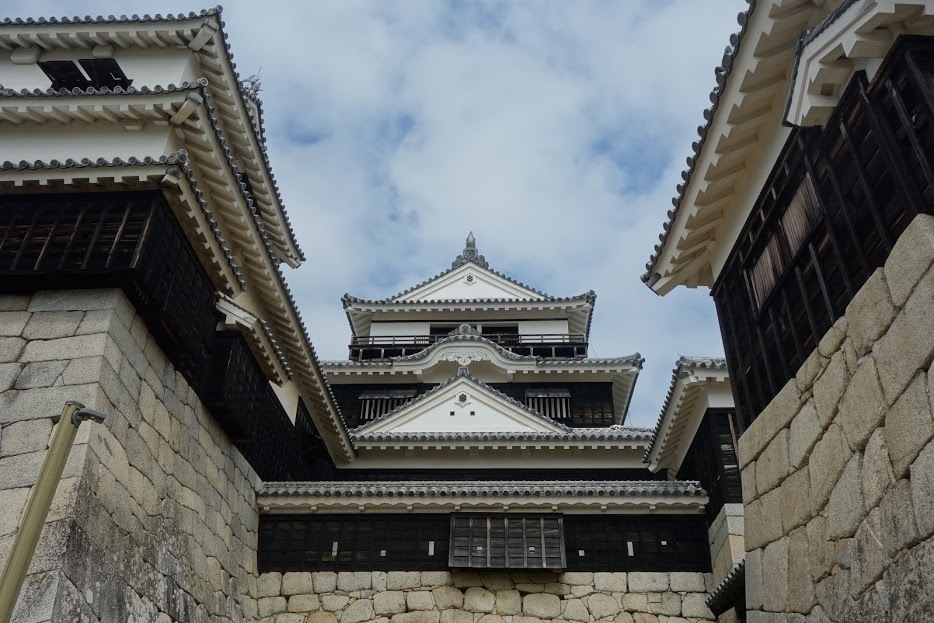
[738,213,934,622]
[253,570,715,623]
[0,289,260,622]
[706,504,743,623]
[707,504,743,586]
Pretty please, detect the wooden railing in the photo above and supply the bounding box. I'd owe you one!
[348,333,588,361]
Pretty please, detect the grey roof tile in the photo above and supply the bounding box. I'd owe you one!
[259,479,706,498]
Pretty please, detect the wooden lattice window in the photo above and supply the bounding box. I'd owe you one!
[526,388,571,420]
[449,514,566,570]
[358,389,416,421]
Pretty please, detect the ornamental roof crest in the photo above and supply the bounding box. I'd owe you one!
[452,231,488,269]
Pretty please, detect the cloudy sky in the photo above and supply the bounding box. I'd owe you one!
[6,0,744,427]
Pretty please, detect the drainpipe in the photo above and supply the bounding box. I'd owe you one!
[0,401,106,623]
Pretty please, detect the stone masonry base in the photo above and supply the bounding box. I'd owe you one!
[738,213,934,621]
[254,570,715,623]
[0,289,260,622]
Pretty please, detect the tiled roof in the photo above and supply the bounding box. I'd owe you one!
[706,560,746,615]
[354,427,655,444]
[260,479,706,498]
[382,233,554,301]
[642,0,757,285]
[0,8,221,25]
[0,79,281,289]
[645,356,728,462]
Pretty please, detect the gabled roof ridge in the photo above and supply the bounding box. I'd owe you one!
[342,290,596,307]
[386,260,553,302]
[351,366,572,436]
[352,233,559,303]
[642,0,756,286]
[645,355,729,463]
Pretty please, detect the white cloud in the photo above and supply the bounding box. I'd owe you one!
[3,0,746,426]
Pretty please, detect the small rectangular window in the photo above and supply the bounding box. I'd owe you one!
[38,58,133,91]
[358,389,416,421]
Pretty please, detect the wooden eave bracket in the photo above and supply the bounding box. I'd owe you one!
[169,93,204,126]
[9,45,39,64]
[187,19,218,52]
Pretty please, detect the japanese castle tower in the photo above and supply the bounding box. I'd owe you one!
[256,234,713,578]
[0,8,728,622]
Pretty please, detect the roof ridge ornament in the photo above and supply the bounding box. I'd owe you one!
[452,231,488,269]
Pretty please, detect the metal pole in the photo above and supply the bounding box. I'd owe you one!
[0,401,105,623]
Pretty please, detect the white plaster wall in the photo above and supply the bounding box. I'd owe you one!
[390,397,540,433]
[270,378,301,424]
[370,322,431,337]
[0,47,193,91]
[518,319,569,336]
[0,122,173,161]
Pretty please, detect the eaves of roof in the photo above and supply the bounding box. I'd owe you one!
[641,0,757,286]
[0,151,354,462]
[644,356,728,464]
[259,479,706,499]
[0,81,283,290]
[342,291,598,343]
[0,6,305,266]
[781,0,862,125]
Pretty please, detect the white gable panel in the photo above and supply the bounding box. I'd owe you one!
[392,396,540,433]
[395,263,546,302]
[363,376,565,434]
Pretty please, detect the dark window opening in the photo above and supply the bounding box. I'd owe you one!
[677,409,742,521]
[259,513,710,573]
[563,515,711,573]
[449,514,565,570]
[259,514,451,572]
[38,58,132,90]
